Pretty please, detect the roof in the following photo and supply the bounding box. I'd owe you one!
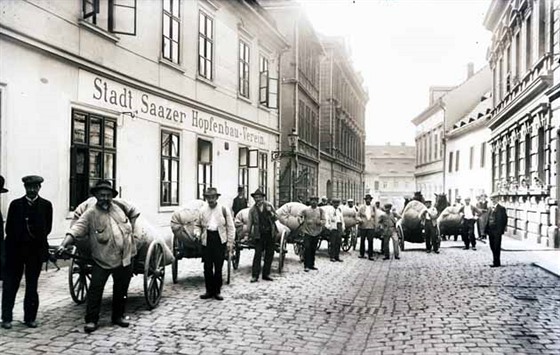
[447,93,492,137]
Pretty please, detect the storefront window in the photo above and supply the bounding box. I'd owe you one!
[161,130,180,206]
[238,147,249,199]
[197,139,212,199]
[70,110,116,210]
[258,152,268,196]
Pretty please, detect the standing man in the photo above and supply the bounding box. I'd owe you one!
[298,196,325,272]
[247,189,277,282]
[357,194,378,260]
[0,175,8,282]
[381,203,400,260]
[421,200,440,254]
[327,198,344,262]
[459,197,481,250]
[486,193,507,267]
[232,187,248,217]
[476,193,489,241]
[2,175,52,329]
[58,180,139,333]
[196,188,234,300]
[319,196,329,207]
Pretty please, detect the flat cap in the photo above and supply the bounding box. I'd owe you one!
[22,175,44,185]
[309,196,319,201]
[331,197,341,202]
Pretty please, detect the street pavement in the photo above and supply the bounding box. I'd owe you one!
[1,238,559,355]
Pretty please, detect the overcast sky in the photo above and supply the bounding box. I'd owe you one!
[298,0,491,146]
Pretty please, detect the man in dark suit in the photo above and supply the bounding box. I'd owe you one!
[247,189,277,282]
[2,175,52,329]
[232,186,248,217]
[0,175,9,281]
[486,193,508,267]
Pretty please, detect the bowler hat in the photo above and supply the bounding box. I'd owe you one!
[203,187,221,197]
[22,175,44,185]
[0,175,8,193]
[250,188,266,198]
[90,180,118,197]
[364,194,373,200]
[331,197,341,203]
[309,196,319,201]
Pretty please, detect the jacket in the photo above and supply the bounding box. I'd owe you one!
[357,204,379,230]
[5,196,53,255]
[486,204,507,236]
[379,212,398,237]
[196,203,235,247]
[247,201,277,240]
[459,204,481,220]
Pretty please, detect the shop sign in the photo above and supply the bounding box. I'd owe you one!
[78,70,267,147]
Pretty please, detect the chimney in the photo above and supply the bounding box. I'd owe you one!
[467,62,474,79]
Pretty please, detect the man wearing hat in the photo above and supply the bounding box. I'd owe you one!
[357,194,379,260]
[232,186,248,217]
[2,175,52,329]
[476,193,489,241]
[459,197,481,250]
[421,200,440,254]
[0,175,8,282]
[195,187,234,300]
[485,193,507,267]
[58,180,140,333]
[380,203,400,260]
[326,198,345,262]
[298,196,325,272]
[247,189,277,282]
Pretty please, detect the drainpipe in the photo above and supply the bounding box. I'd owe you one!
[441,99,447,198]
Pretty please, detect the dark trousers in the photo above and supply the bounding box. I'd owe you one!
[203,231,226,295]
[359,229,375,258]
[86,263,132,324]
[488,231,502,266]
[252,232,274,279]
[1,245,43,322]
[425,223,440,252]
[462,219,476,248]
[328,229,342,260]
[303,234,319,269]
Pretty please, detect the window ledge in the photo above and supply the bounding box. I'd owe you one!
[258,104,271,113]
[78,19,119,43]
[196,75,217,88]
[159,58,186,73]
[237,94,252,104]
[158,205,178,213]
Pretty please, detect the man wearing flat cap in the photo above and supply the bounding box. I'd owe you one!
[485,193,507,267]
[298,196,325,272]
[195,187,234,300]
[247,189,278,282]
[2,175,52,329]
[0,175,8,282]
[326,198,345,262]
[58,180,140,333]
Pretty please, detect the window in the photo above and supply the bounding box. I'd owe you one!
[537,126,545,181]
[258,56,279,109]
[238,147,249,199]
[82,0,137,35]
[197,139,212,199]
[480,142,486,168]
[448,151,453,173]
[525,132,531,177]
[434,133,438,160]
[374,181,379,191]
[70,110,117,210]
[526,15,532,71]
[162,0,180,63]
[198,11,213,79]
[382,181,387,189]
[258,152,268,195]
[469,146,474,170]
[161,131,179,206]
[239,40,250,98]
[455,150,460,171]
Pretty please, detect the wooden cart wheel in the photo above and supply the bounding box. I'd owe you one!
[341,231,351,252]
[232,243,240,270]
[172,235,179,284]
[68,247,91,305]
[144,242,165,309]
[278,231,287,273]
[397,223,405,251]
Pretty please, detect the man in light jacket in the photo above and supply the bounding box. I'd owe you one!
[195,188,235,301]
[326,198,344,262]
[357,194,378,260]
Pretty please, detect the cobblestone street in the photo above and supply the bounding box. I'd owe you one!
[1,239,559,355]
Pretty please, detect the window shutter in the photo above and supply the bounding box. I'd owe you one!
[83,0,100,20]
[268,77,278,109]
[259,71,268,105]
[109,0,137,35]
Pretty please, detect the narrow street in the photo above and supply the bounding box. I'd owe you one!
[1,239,559,355]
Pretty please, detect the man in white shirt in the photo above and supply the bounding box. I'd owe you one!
[357,194,378,260]
[459,197,481,251]
[327,198,345,262]
[195,188,235,301]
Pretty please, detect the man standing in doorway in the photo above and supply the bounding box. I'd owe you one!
[486,193,507,267]
[247,189,277,282]
[357,194,378,260]
[196,188,235,300]
[298,196,325,272]
[232,187,247,217]
[459,197,480,250]
[2,175,52,329]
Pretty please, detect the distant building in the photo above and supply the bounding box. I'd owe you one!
[484,0,559,247]
[364,143,415,212]
[318,36,368,203]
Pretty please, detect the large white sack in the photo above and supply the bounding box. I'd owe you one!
[170,200,205,247]
[234,208,250,242]
[341,206,359,228]
[276,202,307,231]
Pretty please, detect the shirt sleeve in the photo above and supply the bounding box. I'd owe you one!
[114,199,141,219]
[67,210,91,241]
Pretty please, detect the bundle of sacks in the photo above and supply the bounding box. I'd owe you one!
[400,200,427,232]
[72,197,174,264]
[437,206,463,234]
[235,207,290,244]
[170,199,205,250]
[341,205,359,229]
[276,202,307,231]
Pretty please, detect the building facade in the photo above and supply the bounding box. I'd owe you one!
[364,143,415,212]
[262,0,324,205]
[317,36,367,203]
[484,0,559,247]
[0,0,288,240]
